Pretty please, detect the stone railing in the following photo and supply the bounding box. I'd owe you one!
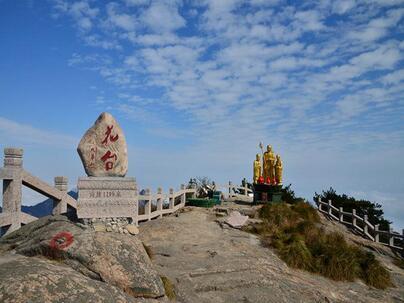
[136,185,196,224]
[0,148,196,236]
[0,148,76,236]
[215,181,253,203]
[316,199,403,250]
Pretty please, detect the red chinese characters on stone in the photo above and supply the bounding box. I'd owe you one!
[100,125,119,171]
[101,125,119,145]
[101,150,117,171]
[88,146,97,168]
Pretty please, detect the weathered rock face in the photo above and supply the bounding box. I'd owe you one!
[0,215,166,302]
[77,112,128,177]
[0,254,139,303]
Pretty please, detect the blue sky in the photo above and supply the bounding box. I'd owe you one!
[0,0,403,228]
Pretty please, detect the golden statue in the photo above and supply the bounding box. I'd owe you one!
[264,145,275,183]
[262,145,269,181]
[275,154,283,184]
[253,154,261,183]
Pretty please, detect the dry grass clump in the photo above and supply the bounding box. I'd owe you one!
[161,276,176,300]
[258,202,393,289]
[393,257,404,269]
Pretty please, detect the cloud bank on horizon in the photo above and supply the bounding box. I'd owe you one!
[0,0,403,227]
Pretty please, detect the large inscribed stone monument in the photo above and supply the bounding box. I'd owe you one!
[76,112,137,222]
[77,112,128,177]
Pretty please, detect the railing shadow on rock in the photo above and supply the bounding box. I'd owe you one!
[0,147,196,236]
[316,198,403,251]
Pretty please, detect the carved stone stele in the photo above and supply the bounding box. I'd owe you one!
[77,112,128,177]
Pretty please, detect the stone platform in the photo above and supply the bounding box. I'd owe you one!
[77,177,137,219]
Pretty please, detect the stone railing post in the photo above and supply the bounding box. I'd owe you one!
[181,184,186,205]
[2,148,23,234]
[145,188,151,220]
[389,227,394,247]
[244,183,248,196]
[157,187,163,218]
[374,224,379,242]
[229,181,232,197]
[339,207,343,223]
[169,188,174,209]
[133,186,139,226]
[53,176,68,215]
[352,209,357,228]
[363,215,368,235]
[327,200,332,216]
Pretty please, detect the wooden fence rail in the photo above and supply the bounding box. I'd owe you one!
[316,199,403,250]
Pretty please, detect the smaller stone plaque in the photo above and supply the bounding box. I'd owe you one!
[77,177,137,219]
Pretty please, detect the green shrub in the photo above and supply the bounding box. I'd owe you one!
[257,202,392,289]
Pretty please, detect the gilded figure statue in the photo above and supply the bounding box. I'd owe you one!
[275,154,283,184]
[253,154,261,183]
[266,145,276,183]
[263,145,269,181]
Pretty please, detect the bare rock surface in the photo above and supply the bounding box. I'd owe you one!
[0,253,142,303]
[0,215,166,303]
[225,211,249,228]
[139,206,404,303]
[77,112,128,177]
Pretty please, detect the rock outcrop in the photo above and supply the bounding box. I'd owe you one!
[139,206,404,303]
[0,215,165,303]
[77,112,128,177]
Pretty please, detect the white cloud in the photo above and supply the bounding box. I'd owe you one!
[294,10,325,31]
[332,0,356,14]
[106,2,137,31]
[141,2,186,33]
[382,69,404,84]
[124,0,150,6]
[348,8,404,42]
[0,117,77,148]
[52,0,99,31]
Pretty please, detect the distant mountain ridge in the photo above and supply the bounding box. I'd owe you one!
[0,191,78,218]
